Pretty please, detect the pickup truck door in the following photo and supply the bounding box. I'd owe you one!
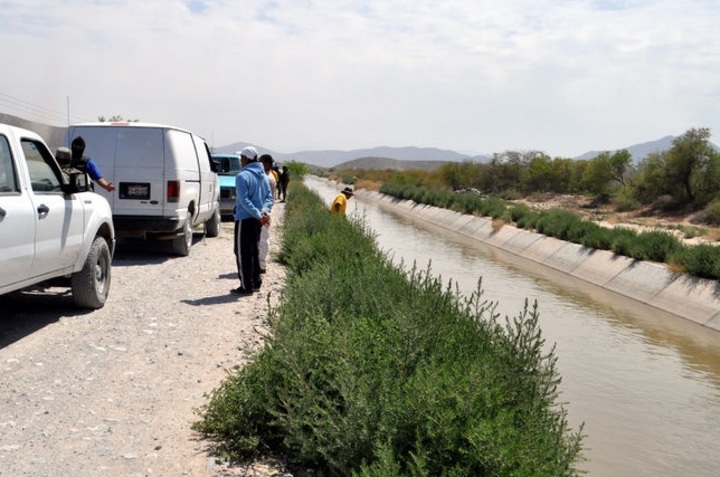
[0,134,35,289]
[20,138,85,279]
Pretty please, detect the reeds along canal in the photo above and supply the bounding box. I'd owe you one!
[305,176,720,477]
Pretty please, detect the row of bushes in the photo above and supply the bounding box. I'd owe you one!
[380,181,720,280]
[193,182,584,476]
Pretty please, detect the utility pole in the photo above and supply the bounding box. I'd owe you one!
[66,96,70,126]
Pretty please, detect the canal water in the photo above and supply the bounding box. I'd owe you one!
[307,177,720,477]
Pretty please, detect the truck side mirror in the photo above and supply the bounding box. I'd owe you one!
[62,170,91,194]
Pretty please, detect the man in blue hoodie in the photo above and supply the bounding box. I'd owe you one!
[232,146,273,295]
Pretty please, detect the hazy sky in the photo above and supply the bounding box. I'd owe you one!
[1,0,718,157]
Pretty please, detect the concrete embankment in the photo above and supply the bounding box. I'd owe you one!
[360,190,720,333]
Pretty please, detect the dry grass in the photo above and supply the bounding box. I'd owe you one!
[354,179,382,192]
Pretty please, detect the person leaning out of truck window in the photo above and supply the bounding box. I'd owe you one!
[70,136,115,192]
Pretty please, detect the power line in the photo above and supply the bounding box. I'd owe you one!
[0,93,93,125]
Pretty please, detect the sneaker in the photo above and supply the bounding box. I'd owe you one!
[231,287,254,296]
[259,268,267,274]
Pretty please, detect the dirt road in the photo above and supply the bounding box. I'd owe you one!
[0,206,289,477]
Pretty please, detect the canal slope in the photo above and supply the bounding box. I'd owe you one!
[359,190,720,333]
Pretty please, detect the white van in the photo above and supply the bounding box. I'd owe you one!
[66,122,220,256]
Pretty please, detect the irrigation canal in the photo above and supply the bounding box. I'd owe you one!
[306,176,720,477]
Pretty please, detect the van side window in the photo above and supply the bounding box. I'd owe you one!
[194,137,215,173]
[166,130,197,170]
[22,139,62,193]
[0,135,18,193]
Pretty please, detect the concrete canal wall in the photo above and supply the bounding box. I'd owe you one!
[361,190,720,333]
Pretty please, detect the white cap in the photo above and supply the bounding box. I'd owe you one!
[239,146,258,160]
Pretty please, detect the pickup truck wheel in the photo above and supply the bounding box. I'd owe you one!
[171,212,193,256]
[205,208,221,238]
[71,236,112,309]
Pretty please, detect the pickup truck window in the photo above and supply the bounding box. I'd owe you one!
[22,139,62,193]
[0,135,17,193]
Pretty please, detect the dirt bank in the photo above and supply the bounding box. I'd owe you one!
[0,205,289,477]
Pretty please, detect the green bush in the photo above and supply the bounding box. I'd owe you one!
[449,192,485,214]
[535,209,583,241]
[703,198,720,226]
[628,230,683,263]
[609,227,638,257]
[580,226,614,250]
[478,197,508,219]
[194,184,585,476]
[675,244,720,279]
[514,208,541,230]
[508,204,531,222]
[566,220,603,245]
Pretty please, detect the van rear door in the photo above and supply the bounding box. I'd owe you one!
[114,127,165,218]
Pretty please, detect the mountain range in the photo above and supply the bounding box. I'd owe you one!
[212,143,489,169]
[1,112,712,170]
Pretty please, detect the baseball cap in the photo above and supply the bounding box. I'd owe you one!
[239,146,258,161]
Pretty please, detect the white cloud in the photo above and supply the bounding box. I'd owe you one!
[0,0,718,157]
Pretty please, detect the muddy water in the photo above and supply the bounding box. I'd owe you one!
[308,178,720,477]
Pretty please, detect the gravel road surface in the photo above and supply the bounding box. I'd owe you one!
[0,205,289,477]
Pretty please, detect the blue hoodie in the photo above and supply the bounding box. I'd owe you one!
[233,161,273,221]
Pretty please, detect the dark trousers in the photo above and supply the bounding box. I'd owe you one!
[234,218,262,291]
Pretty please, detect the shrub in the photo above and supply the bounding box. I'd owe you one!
[580,226,614,250]
[675,244,720,279]
[450,192,485,214]
[535,209,583,241]
[628,230,683,263]
[703,198,720,226]
[515,209,541,230]
[566,220,603,245]
[610,227,638,257]
[478,197,508,219]
[508,204,531,222]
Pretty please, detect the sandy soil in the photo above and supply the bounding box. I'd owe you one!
[0,205,290,477]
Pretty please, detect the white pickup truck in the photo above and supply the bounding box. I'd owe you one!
[0,123,115,309]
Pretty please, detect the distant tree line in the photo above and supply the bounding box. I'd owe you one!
[97,115,139,122]
[380,127,720,223]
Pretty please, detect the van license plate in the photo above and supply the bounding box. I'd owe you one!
[120,182,150,200]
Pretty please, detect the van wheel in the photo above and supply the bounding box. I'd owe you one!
[206,208,221,238]
[71,236,112,309]
[171,212,193,256]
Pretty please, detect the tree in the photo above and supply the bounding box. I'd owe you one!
[608,150,632,187]
[666,127,714,203]
[581,150,631,195]
[521,153,554,192]
[285,160,309,178]
[630,151,671,204]
[98,115,139,122]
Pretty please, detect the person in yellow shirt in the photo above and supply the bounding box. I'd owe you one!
[330,187,354,215]
[270,164,280,199]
